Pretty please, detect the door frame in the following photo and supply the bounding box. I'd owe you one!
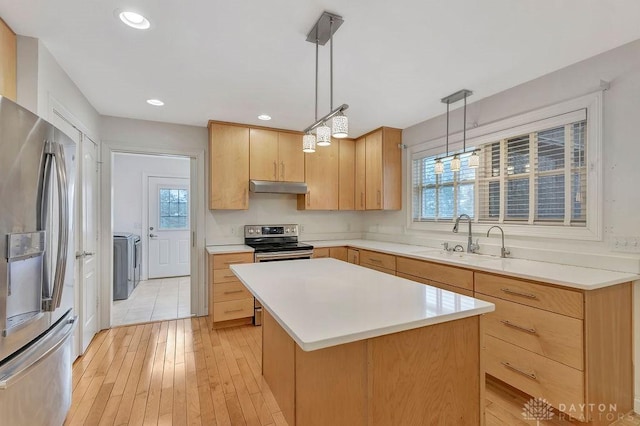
[49,96,101,357]
[100,144,206,329]
[143,173,190,280]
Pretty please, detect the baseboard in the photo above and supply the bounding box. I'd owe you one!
[635,397,640,415]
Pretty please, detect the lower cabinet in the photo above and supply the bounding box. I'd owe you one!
[208,252,254,328]
[475,272,632,424]
[358,250,396,275]
[347,248,360,265]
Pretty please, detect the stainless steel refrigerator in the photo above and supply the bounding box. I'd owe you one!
[0,96,77,425]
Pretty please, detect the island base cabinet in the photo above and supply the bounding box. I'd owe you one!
[262,310,481,425]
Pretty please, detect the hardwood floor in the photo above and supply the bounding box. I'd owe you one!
[69,318,639,426]
[65,318,287,425]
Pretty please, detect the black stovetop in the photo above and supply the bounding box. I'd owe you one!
[246,241,314,253]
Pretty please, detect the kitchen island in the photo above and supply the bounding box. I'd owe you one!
[231,258,494,425]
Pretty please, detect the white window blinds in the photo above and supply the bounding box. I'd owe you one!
[412,109,587,227]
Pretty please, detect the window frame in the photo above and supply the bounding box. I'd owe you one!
[406,92,603,241]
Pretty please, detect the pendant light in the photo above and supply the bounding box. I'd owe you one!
[434,89,475,175]
[303,132,316,153]
[302,12,349,150]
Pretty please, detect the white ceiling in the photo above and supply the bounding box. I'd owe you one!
[2,0,640,136]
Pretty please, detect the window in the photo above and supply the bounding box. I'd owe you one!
[159,188,189,229]
[409,92,601,240]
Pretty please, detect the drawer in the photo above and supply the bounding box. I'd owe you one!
[213,298,254,322]
[397,257,473,291]
[212,252,253,270]
[484,335,585,418]
[478,294,583,370]
[397,272,474,297]
[213,269,241,283]
[213,281,253,302]
[359,250,396,271]
[312,248,330,258]
[475,273,583,319]
[360,263,395,276]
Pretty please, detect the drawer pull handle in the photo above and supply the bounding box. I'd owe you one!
[501,362,537,380]
[500,320,536,334]
[223,290,244,295]
[223,274,236,278]
[225,309,244,314]
[224,261,244,265]
[500,288,538,299]
[369,258,382,263]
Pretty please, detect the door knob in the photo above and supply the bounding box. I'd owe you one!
[150,233,158,238]
[84,251,95,257]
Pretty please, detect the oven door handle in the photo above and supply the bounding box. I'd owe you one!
[255,250,314,261]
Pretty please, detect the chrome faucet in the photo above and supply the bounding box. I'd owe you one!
[486,225,510,258]
[453,214,479,253]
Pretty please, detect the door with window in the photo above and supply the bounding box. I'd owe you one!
[148,177,190,278]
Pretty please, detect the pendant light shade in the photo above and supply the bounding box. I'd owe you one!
[450,155,461,172]
[434,159,444,175]
[303,133,317,153]
[332,112,348,138]
[468,151,479,168]
[316,123,331,146]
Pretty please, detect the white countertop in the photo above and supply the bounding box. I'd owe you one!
[231,258,494,351]
[304,239,640,290]
[206,244,254,254]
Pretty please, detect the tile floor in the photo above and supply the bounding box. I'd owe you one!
[111,276,191,326]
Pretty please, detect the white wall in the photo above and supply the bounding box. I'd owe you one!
[208,194,363,245]
[112,153,190,278]
[362,38,640,412]
[363,38,640,273]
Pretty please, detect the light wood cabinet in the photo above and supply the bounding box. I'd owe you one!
[329,246,348,262]
[208,252,254,328]
[208,123,249,209]
[312,248,330,258]
[338,139,355,210]
[358,249,395,275]
[0,19,16,101]
[297,140,339,210]
[397,257,473,292]
[347,248,359,265]
[356,127,402,210]
[476,272,632,423]
[354,137,366,211]
[250,129,304,182]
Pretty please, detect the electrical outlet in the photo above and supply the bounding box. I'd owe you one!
[611,236,640,253]
[300,225,305,233]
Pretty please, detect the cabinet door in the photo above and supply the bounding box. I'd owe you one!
[381,127,402,210]
[365,130,383,209]
[278,132,305,182]
[299,141,339,210]
[250,129,279,181]
[338,139,355,210]
[347,249,360,264]
[329,247,348,262]
[209,123,249,209]
[355,137,366,211]
[0,19,16,101]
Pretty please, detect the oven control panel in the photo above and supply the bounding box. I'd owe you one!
[245,224,299,238]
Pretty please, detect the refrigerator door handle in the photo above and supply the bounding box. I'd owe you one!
[49,142,69,310]
[39,149,54,304]
[0,315,76,390]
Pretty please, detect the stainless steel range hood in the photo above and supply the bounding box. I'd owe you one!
[249,180,308,194]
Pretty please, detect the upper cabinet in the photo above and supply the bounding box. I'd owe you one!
[0,18,16,101]
[209,123,249,210]
[297,140,339,210]
[358,127,402,210]
[338,139,355,210]
[249,129,304,182]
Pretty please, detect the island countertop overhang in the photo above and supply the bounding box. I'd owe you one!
[231,258,494,351]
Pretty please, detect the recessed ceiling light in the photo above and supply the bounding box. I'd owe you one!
[146,99,164,106]
[118,11,151,30]
[258,114,271,121]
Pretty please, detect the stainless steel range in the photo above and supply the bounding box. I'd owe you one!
[244,224,314,324]
[244,224,314,262]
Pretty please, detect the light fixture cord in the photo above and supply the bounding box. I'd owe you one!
[329,17,334,111]
[445,102,450,157]
[463,93,467,153]
[315,36,319,122]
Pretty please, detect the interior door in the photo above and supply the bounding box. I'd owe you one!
[148,177,190,278]
[80,135,99,353]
